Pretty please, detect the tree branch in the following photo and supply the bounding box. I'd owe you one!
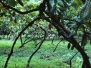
[44,15,90,68]
[53,41,61,52]
[4,17,40,68]
[51,16,90,68]
[0,1,39,14]
[26,26,47,68]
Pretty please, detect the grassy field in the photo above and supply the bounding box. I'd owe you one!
[0,39,91,68]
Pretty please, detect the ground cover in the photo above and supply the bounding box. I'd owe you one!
[0,39,90,68]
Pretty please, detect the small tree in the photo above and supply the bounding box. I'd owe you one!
[0,0,91,68]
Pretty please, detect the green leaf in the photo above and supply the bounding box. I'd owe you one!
[72,0,83,9]
[0,17,4,21]
[74,0,83,6]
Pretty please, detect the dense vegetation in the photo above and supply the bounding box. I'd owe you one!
[0,0,91,68]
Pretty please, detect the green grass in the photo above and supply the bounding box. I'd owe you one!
[0,39,90,68]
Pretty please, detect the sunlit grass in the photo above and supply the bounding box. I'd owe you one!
[0,39,88,68]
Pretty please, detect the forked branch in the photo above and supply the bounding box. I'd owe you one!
[26,26,47,68]
[4,17,40,68]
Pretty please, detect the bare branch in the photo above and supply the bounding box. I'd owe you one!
[53,41,61,52]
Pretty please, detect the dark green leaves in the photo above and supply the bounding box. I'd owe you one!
[2,0,24,6]
[6,0,16,6]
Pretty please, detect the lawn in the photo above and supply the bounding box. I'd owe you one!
[0,39,91,68]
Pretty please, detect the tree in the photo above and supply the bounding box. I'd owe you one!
[0,0,91,68]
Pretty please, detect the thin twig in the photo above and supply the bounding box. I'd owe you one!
[26,27,46,68]
[53,41,61,52]
[69,51,79,68]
